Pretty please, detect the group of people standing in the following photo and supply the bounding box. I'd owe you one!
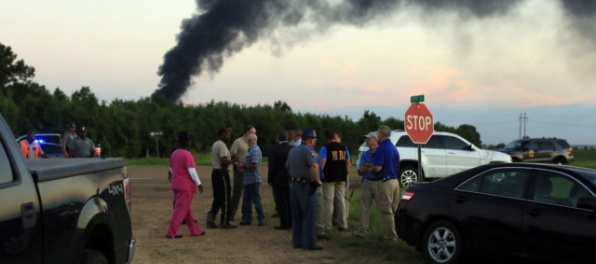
[19,122,97,160]
[165,125,401,252]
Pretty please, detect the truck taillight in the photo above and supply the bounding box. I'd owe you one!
[568,147,574,153]
[122,168,132,213]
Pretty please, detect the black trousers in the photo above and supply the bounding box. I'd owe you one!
[209,168,233,223]
[273,184,292,228]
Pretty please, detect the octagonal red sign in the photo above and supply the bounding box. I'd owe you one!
[405,103,434,144]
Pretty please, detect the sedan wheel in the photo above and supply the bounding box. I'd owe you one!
[423,221,461,264]
[399,166,419,188]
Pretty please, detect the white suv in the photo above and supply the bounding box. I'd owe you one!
[358,131,512,187]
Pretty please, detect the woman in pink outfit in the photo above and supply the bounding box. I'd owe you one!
[166,131,205,238]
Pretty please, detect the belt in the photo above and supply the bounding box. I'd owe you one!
[365,178,382,182]
[291,177,311,183]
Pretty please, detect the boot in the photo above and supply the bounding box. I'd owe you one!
[206,212,218,228]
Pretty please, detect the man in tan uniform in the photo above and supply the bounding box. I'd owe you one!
[230,125,256,221]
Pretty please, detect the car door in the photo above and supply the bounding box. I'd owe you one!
[453,168,530,256]
[443,135,481,175]
[420,135,447,177]
[534,140,555,163]
[0,137,42,263]
[524,170,596,262]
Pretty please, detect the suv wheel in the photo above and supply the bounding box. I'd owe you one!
[399,165,420,188]
[553,156,566,165]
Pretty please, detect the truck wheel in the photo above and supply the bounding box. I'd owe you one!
[423,220,462,264]
[398,165,419,188]
[81,249,109,264]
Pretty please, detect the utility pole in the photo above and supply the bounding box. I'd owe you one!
[519,113,528,139]
[150,131,163,157]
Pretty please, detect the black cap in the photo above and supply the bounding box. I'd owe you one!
[79,126,87,132]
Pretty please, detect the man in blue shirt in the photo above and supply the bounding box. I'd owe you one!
[237,133,265,226]
[355,131,380,237]
[362,125,400,241]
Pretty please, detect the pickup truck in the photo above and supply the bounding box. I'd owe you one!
[0,114,135,263]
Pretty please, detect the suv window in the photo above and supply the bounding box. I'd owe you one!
[396,135,415,148]
[425,135,442,149]
[556,139,570,149]
[443,135,470,150]
[538,140,555,151]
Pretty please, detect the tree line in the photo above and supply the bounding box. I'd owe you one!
[0,42,484,158]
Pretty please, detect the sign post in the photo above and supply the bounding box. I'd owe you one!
[405,95,434,180]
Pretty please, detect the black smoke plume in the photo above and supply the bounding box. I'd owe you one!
[153,0,596,102]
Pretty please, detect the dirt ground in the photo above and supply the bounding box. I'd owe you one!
[127,165,427,264]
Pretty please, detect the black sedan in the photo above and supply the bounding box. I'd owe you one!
[395,162,596,264]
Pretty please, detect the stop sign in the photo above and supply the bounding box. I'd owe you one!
[405,103,434,144]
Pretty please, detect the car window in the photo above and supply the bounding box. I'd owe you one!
[538,141,555,151]
[443,136,469,150]
[396,135,415,147]
[457,168,529,199]
[425,135,442,149]
[556,140,570,149]
[532,170,577,207]
[526,141,538,150]
[0,140,15,184]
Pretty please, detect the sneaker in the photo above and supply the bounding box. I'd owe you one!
[239,221,251,226]
[258,222,264,227]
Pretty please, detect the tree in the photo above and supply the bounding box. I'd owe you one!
[0,43,35,89]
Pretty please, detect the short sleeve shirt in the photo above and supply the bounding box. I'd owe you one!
[62,131,77,148]
[373,139,400,180]
[211,139,231,169]
[358,149,377,180]
[68,137,95,157]
[286,144,318,180]
[170,148,197,192]
[243,145,262,185]
[230,137,249,162]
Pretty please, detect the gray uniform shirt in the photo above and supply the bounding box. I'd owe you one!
[285,144,318,180]
[68,137,95,157]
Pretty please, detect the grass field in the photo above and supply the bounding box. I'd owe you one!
[126,149,596,169]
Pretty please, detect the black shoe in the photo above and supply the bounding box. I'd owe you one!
[274,226,290,230]
[337,227,348,232]
[239,221,251,226]
[221,223,237,229]
[316,234,330,240]
[258,222,264,227]
[206,222,219,228]
[305,246,323,250]
[165,234,183,239]
[271,213,279,218]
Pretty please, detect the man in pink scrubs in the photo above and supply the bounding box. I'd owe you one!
[166,131,205,238]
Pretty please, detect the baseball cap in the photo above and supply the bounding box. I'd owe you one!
[363,132,378,139]
[302,128,317,138]
[246,133,257,141]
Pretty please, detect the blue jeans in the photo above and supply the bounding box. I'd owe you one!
[290,181,318,250]
[241,182,265,223]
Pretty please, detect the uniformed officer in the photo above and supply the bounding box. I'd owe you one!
[68,126,96,158]
[285,128,324,250]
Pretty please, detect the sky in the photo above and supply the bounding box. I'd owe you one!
[2,0,596,146]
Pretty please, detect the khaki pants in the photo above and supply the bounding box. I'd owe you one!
[377,179,400,240]
[322,181,347,230]
[357,179,380,236]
